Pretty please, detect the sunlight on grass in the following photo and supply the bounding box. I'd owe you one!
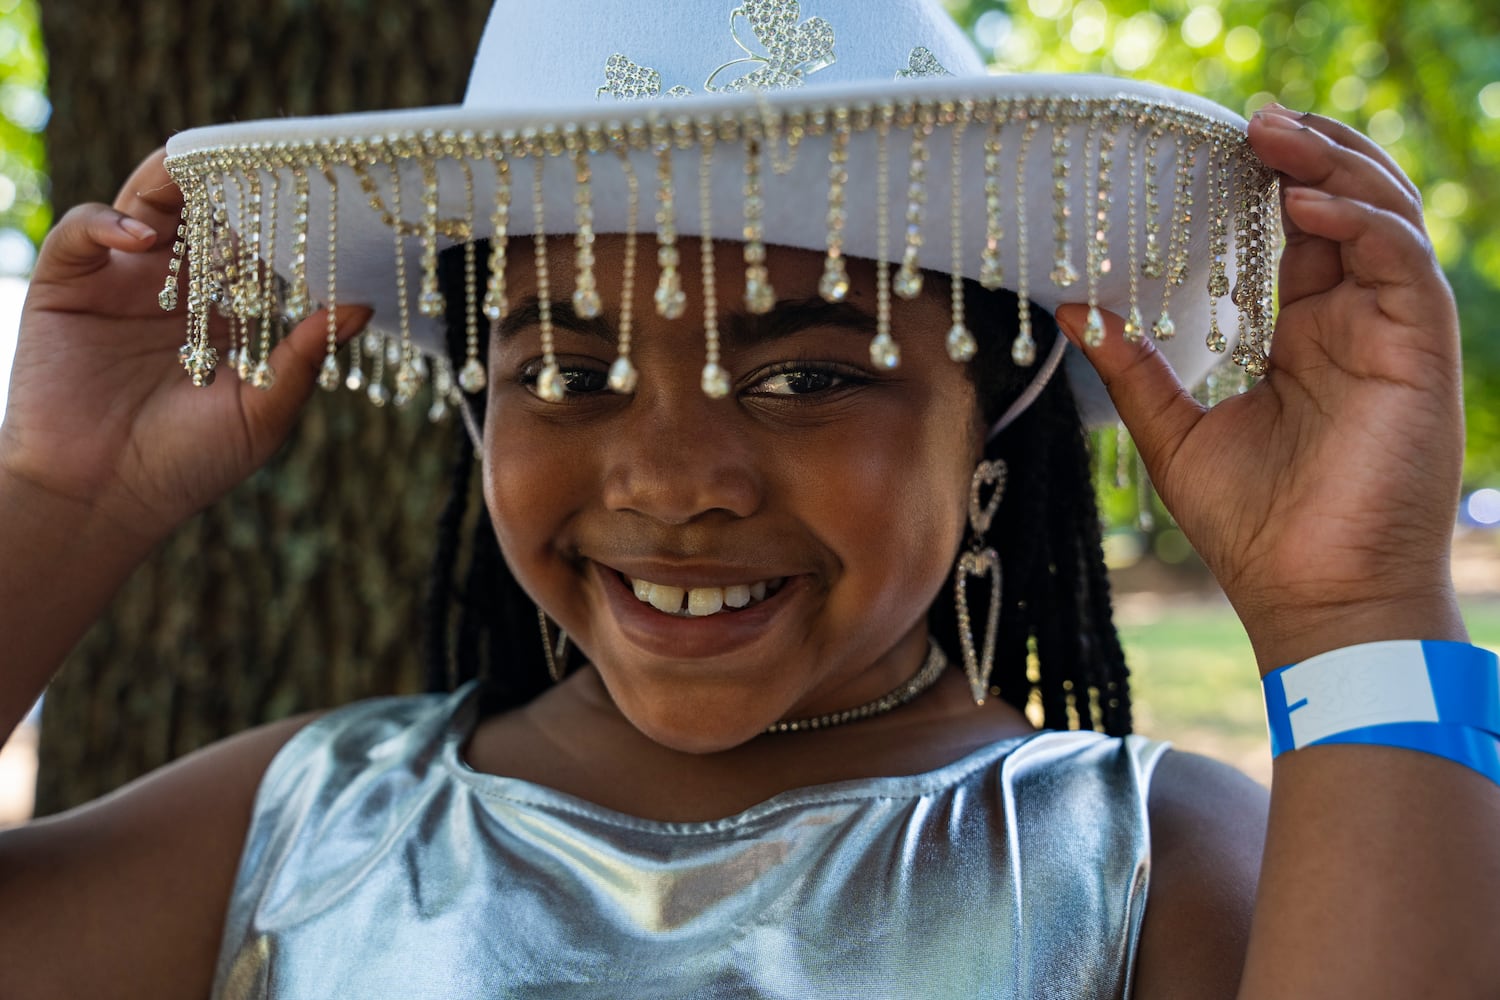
[1116,595,1500,787]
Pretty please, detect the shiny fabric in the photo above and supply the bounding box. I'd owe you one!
[212,685,1167,999]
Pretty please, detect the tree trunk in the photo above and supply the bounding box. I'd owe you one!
[35,0,493,815]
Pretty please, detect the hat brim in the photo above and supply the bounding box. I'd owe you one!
[164,73,1278,425]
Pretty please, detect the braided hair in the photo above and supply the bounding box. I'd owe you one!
[426,248,1132,734]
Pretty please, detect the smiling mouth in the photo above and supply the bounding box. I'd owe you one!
[624,573,787,618]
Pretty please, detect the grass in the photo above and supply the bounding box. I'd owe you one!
[1115,594,1500,787]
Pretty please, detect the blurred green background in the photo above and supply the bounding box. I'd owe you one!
[0,0,1496,788]
[0,0,45,262]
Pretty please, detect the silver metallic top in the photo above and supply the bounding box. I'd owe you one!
[213,684,1167,999]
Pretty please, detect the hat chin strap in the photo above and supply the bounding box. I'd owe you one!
[988,332,1069,442]
[459,393,486,454]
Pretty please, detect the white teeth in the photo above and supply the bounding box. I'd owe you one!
[647,584,686,614]
[627,575,784,616]
[687,588,725,616]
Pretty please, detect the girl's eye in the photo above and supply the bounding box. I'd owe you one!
[749,365,862,396]
[521,363,608,399]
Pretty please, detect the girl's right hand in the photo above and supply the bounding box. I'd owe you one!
[0,149,369,545]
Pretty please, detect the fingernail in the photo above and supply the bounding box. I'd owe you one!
[1255,111,1302,130]
[334,305,374,337]
[119,217,156,241]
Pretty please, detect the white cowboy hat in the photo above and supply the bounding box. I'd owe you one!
[161,0,1278,428]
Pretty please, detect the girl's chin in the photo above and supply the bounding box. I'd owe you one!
[597,679,785,754]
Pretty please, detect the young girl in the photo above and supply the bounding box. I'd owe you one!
[1,1,1495,996]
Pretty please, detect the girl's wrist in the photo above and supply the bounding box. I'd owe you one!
[1241,588,1469,677]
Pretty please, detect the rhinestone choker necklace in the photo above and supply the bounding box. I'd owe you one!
[764,639,950,735]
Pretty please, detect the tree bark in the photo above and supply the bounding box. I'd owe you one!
[35,0,493,815]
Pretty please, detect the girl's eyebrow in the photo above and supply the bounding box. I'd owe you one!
[495,297,616,344]
[495,296,877,348]
[724,297,877,348]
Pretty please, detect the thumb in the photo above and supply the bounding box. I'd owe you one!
[1054,303,1205,477]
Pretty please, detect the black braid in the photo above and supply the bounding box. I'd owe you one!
[909,284,1132,735]
[423,423,475,695]
[425,244,1132,734]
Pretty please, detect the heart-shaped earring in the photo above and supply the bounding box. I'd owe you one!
[954,548,1002,704]
[954,459,1007,706]
[968,459,1006,537]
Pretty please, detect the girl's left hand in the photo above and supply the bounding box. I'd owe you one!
[1059,105,1467,673]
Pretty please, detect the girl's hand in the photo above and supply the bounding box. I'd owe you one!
[1059,106,1466,671]
[0,150,369,546]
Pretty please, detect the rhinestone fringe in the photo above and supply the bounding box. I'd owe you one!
[163,97,1279,411]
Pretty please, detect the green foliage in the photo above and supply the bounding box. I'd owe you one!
[0,0,48,268]
[948,0,1500,483]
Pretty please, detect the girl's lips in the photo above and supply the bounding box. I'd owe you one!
[591,560,805,660]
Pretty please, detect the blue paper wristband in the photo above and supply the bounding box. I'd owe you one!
[1263,641,1500,786]
[1308,721,1500,786]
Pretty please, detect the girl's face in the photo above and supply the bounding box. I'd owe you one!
[484,237,983,753]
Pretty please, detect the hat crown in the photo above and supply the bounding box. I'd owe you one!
[463,0,986,109]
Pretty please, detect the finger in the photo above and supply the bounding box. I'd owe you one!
[1055,304,1205,480]
[1249,111,1424,229]
[1248,113,1428,309]
[1256,105,1421,205]
[31,203,161,284]
[111,148,184,234]
[1273,223,1344,311]
[1278,188,1456,339]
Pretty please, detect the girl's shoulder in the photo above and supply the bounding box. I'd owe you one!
[1137,749,1271,998]
[0,706,330,999]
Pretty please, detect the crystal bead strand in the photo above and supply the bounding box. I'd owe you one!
[869,106,900,370]
[369,164,402,407]
[653,126,687,320]
[468,155,511,394]
[1151,133,1186,341]
[531,154,565,403]
[608,146,642,394]
[417,159,446,319]
[979,107,1005,291]
[1208,140,1232,357]
[1011,116,1041,366]
[1141,126,1166,282]
[946,113,976,363]
[251,171,278,390]
[393,163,424,408]
[285,167,312,323]
[159,210,185,313]
[1049,114,1079,289]
[434,159,476,422]
[893,113,932,300]
[317,168,342,391]
[572,147,603,319]
[818,111,851,303]
[698,125,731,398]
[1082,117,1114,348]
[742,135,775,314]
